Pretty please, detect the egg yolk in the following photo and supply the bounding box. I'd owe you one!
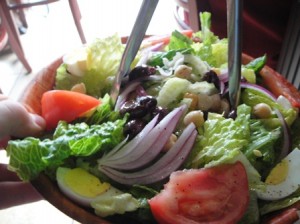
[265,159,289,185]
[64,168,110,198]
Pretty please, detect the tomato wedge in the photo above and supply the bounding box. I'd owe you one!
[260,67,300,108]
[41,90,100,130]
[148,162,249,224]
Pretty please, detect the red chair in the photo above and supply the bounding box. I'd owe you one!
[0,0,86,73]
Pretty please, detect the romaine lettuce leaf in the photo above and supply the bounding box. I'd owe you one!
[241,88,298,128]
[166,30,193,51]
[242,120,281,176]
[188,103,282,177]
[77,94,120,125]
[55,34,137,97]
[7,118,126,181]
[189,104,251,168]
[191,12,228,67]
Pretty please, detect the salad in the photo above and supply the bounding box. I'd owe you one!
[5,12,300,223]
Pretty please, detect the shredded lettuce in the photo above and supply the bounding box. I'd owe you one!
[147,48,192,67]
[6,118,126,181]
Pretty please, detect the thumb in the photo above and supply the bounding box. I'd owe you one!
[13,113,46,138]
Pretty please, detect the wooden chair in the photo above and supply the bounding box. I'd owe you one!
[173,0,200,31]
[0,0,86,73]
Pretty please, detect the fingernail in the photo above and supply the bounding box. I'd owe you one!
[31,114,46,129]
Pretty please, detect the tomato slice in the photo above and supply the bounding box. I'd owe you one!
[148,162,249,224]
[260,68,300,108]
[41,90,100,130]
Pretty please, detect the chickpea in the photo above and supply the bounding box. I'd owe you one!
[183,110,205,128]
[174,65,192,79]
[162,134,178,152]
[253,103,272,119]
[197,94,221,112]
[219,98,230,116]
[183,93,198,110]
[71,82,86,94]
[253,149,263,157]
[208,94,221,112]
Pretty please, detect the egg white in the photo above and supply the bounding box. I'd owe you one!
[56,167,98,207]
[256,148,300,201]
[63,46,87,77]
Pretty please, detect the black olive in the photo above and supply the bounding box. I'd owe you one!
[203,70,220,90]
[137,95,157,111]
[123,119,146,139]
[151,106,168,122]
[128,66,156,81]
[227,109,237,119]
[120,100,147,119]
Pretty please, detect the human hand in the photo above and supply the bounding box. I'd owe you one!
[0,163,42,209]
[0,95,46,148]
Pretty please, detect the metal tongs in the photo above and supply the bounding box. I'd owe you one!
[227,0,243,113]
[110,0,159,105]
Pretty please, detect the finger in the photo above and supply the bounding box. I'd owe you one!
[0,100,46,138]
[0,135,11,149]
[0,164,20,182]
[0,181,42,209]
[13,113,46,138]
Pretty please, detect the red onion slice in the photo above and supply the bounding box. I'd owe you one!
[100,114,159,162]
[222,82,278,102]
[101,105,186,170]
[274,109,292,161]
[240,82,277,101]
[99,123,197,185]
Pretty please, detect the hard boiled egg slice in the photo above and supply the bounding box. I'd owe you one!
[56,167,110,207]
[256,148,300,200]
[63,47,87,77]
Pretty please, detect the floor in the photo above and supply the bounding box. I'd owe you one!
[0,0,180,223]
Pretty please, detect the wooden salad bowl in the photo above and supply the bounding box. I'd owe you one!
[18,53,294,224]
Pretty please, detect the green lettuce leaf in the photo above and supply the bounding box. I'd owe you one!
[242,120,281,176]
[77,94,120,125]
[189,104,251,168]
[55,34,131,97]
[7,118,126,181]
[241,88,298,128]
[166,30,193,51]
[147,48,192,67]
[245,55,267,74]
[191,12,228,67]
